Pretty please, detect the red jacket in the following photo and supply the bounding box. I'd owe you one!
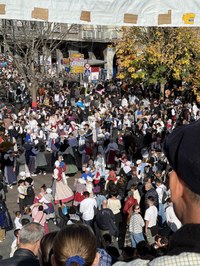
[123,196,138,215]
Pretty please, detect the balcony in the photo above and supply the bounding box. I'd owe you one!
[60,24,121,42]
[0,20,122,43]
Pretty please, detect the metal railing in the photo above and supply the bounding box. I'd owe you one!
[0,20,121,43]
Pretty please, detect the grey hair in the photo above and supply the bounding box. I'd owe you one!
[20,222,45,244]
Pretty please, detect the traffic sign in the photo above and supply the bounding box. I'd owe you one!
[84,69,91,76]
[85,63,90,70]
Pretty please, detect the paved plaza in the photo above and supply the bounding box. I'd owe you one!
[0,153,77,260]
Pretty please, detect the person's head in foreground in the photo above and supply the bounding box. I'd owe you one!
[39,231,58,266]
[51,224,99,266]
[19,222,45,255]
[164,120,200,224]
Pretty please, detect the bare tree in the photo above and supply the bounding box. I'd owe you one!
[0,20,73,106]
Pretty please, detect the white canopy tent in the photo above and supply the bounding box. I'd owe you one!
[0,0,198,27]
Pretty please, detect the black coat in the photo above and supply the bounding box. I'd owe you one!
[144,188,159,210]
[25,186,35,206]
[0,248,40,266]
[96,208,118,237]
[0,201,13,231]
[140,187,159,216]
[168,224,200,255]
[57,206,69,229]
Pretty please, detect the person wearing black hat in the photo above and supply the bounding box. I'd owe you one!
[25,177,35,207]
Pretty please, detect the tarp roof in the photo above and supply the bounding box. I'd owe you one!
[0,0,198,27]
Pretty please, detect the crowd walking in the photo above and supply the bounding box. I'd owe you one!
[0,59,200,265]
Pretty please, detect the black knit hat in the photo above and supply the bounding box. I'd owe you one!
[164,120,200,195]
[25,177,33,185]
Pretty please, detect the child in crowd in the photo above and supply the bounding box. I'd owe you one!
[73,178,86,207]
[14,211,22,230]
[17,180,27,214]
[10,229,20,257]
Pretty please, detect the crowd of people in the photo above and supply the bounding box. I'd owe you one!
[0,60,199,265]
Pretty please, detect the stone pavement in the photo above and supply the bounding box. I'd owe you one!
[0,159,78,260]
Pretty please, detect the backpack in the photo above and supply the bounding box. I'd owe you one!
[62,206,68,215]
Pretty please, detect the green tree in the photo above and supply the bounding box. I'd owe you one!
[116,27,146,82]
[115,27,200,93]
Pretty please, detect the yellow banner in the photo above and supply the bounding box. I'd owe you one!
[71,53,84,59]
[71,66,85,73]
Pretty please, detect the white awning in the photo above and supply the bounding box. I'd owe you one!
[0,0,198,27]
[85,59,105,66]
